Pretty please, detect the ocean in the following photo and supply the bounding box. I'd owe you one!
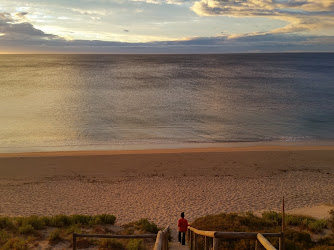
[0,53,333,153]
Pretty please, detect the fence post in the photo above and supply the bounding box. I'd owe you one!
[72,233,77,250]
[190,230,193,250]
[279,196,285,250]
[194,232,197,250]
[162,231,165,250]
[164,230,168,250]
[204,236,208,250]
[154,231,163,250]
[213,237,218,250]
[255,239,259,250]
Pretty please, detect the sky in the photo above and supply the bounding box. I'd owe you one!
[0,0,334,53]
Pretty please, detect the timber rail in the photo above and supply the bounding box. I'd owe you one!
[154,225,169,250]
[72,225,169,250]
[187,228,283,250]
[72,198,285,249]
[188,197,286,250]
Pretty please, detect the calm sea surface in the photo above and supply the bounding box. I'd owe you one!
[0,53,333,152]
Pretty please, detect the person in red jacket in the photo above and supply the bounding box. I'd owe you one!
[178,212,189,245]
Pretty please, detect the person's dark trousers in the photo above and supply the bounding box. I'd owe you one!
[178,231,186,245]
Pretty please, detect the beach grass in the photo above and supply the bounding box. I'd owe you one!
[123,218,160,234]
[262,211,328,233]
[190,211,334,250]
[48,229,62,244]
[0,215,157,249]
[0,211,333,249]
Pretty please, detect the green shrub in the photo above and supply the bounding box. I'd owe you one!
[2,237,27,250]
[48,229,62,244]
[262,211,282,225]
[135,219,159,234]
[308,220,328,233]
[0,217,14,230]
[287,215,328,233]
[96,214,116,225]
[45,215,71,227]
[329,210,334,232]
[41,214,116,227]
[70,214,93,225]
[287,214,314,228]
[19,224,34,235]
[285,229,313,244]
[99,239,125,249]
[190,212,334,249]
[239,212,271,228]
[316,237,334,246]
[262,211,327,233]
[127,239,146,250]
[192,212,276,232]
[17,216,45,230]
[0,229,11,245]
[92,216,102,225]
[65,224,82,235]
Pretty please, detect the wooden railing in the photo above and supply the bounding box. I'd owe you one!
[257,233,277,250]
[72,233,157,250]
[73,197,285,250]
[72,225,169,250]
[188,228,283,250]
[188,197,286,250]
[153,225,169,250]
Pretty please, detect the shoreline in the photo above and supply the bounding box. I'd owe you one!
[1,144,334,158]
[1,139,334,155]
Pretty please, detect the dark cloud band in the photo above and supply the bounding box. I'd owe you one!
[1,11,334,53]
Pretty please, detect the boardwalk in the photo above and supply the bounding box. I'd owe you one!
[169,228,189,250]
[169,242,189,250]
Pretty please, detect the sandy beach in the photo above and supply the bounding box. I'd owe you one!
[0,145,333,233]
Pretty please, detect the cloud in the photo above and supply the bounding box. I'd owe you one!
[191,0,334,34]
[15,12,28,18]
[0,12,61,40]
[70,8,107,16]
[130,0,193,5]
[1,11,334,53]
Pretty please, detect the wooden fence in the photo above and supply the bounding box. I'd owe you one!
[188,228,283,250]
[188,197,286,250]
[154,225,169,250]
[72,197,285,250]
[72,225,169,250]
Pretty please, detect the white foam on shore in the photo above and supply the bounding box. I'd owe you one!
[1,140,334,154]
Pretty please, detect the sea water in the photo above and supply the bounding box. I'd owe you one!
[0,53,333,152]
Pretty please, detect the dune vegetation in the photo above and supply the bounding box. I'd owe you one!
[0,214,158,249]
[190,210,334,250]
[0,210,333,249]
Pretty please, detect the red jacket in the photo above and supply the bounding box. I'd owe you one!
[178,218,189,232]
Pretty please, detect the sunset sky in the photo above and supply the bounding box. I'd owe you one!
[1,0,334,53]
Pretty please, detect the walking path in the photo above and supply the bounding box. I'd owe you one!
[168,228,189,250]
[169,242,188,250]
